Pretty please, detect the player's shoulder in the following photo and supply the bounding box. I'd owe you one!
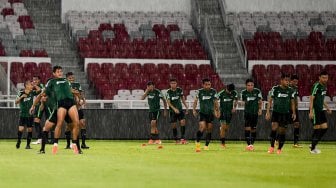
[253,88,262,92]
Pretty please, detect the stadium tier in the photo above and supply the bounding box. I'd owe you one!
[227,11,336,60]
[87,62,224,99]
[66,11,207,59]
[0,0,48,57]
[9,61,52,85]
[252,64,336,98]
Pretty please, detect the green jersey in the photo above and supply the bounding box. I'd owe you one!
[147,89,164,112]
[197,88,217,115]
[241,88,262,114]
[16,90,37,117]
[269,85,294,113]
[45,78,74,102]
[311,82,327,112]
[216,89,238,113]
[166,87,183,112]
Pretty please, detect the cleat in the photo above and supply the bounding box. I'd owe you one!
[293,144,303,148]
[25,145,32,149]
[72,144,79,154]
[16,141,21,149]
[195,142,201,152]
[220,144,226,149]
[32,139,42,145]
[148,139,154,145]
[203,146,209,151]
[78,150,83,154]
[268,147,274,154]
[81,144,90,149]
[157,145,163,149]
[141,143,147,147]
[38,150,45,154]
[276,149,282,155]
[246,145,254,151]
[52,144,58,155]
[180,139,188,144]
[64,146,71,149]
[310,148,321,154]
[154,140,162,144]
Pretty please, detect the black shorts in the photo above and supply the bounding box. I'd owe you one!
[169,111,185,123]
[220,112,232,124]
[199,113,214,123]
[46,107,57,124]
[19,117,34,127]
[149,111,160,121]
[312,110,327,125]
[244,112,258,129]
[290,109,299,123]
[78,109,84,120]
[271,111,292,128]
[58,98,76,110]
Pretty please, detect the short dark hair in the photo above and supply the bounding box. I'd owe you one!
[147,81,154,86]
[227,83,235,92]
[290,74,299,80]
[32,75,41,80]
[320,70,328,76]
[281,73,290,79]
[202,78,210,84]
[52,65,62,73]
[66,72,74,78]
[246,78,254,85]
[169,78,177,82]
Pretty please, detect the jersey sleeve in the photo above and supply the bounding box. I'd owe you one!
[311,83,319,96]
[269,86,275,98]
[257,89,263,100]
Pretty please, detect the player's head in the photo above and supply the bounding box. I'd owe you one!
[226,83,235,93]
[290,74,299,87]
[202,78,211,90]
[52,65,63,78]
[66,72,75,82]
[24,80,33,90]
[32,75,41,85]
[280,73,290,87]
[245,79,254,91]
[169,78,177,89]
[319,71,328,85]
[146,81,155,91]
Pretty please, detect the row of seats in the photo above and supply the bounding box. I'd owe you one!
[75,22,207,59]
[252,64,336,97]
[86,62,224,99]
[66,10,192,35]
[8,62,52,84]
[0,1,47,56]
[244,31,336,60]
[227,10,336,34]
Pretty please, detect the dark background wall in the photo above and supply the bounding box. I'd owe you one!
[1,109,335,141]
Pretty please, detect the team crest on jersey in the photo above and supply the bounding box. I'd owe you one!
[148,95,155,99]
[202,96,212,100]
[247,97,256,101]
[278,93,288,97]
[171,96,179,100]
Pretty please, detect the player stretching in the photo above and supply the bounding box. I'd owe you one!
[289,75,302,148]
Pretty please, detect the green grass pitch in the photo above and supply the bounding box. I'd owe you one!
[0,140,335,188]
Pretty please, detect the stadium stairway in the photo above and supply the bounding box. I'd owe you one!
[23,0,96,99]
[193,0,249,89]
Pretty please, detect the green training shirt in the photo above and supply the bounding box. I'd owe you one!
[216,89,238,113]
[197,88,217,115]
[269,85,294,113]
[311,82,327,112]
[45,78,74,102]
[71,82,82,92]
[147,89,164,112]
[241,88,262,114]
[166,87,183,112]
[16,90,37,117]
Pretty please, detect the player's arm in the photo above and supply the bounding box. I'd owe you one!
[214,98,220,118]
[15,93,26,104]
[141,88,149,100]
[265,97,273,120]
[309,95,315,119]
[29,91,45,114]
[181,95,189,114]
[258,99,263,115]
[192,96,198,117]
[323,101,331,114]
[291,98,296,120]
[167,99,178,113]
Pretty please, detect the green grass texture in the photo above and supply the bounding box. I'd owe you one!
[0,140,335,188]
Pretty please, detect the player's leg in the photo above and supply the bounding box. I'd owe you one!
[220,123,228,148]
[276,113,290,154]
[249,114,258,149]
[39,109,56,154]
[79,109,89,149]
[32,117,42,144]
[25,118,34,149]
[293,109,302,147]
[16,119,24,149]
[64,123,72,149]
[204,121,213,149]
[52,107,67,154]
[310,111,327,154]
[68,105,81,154]
[244,113,252,148]
[195,120,206,152]
[179,117,187,144]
